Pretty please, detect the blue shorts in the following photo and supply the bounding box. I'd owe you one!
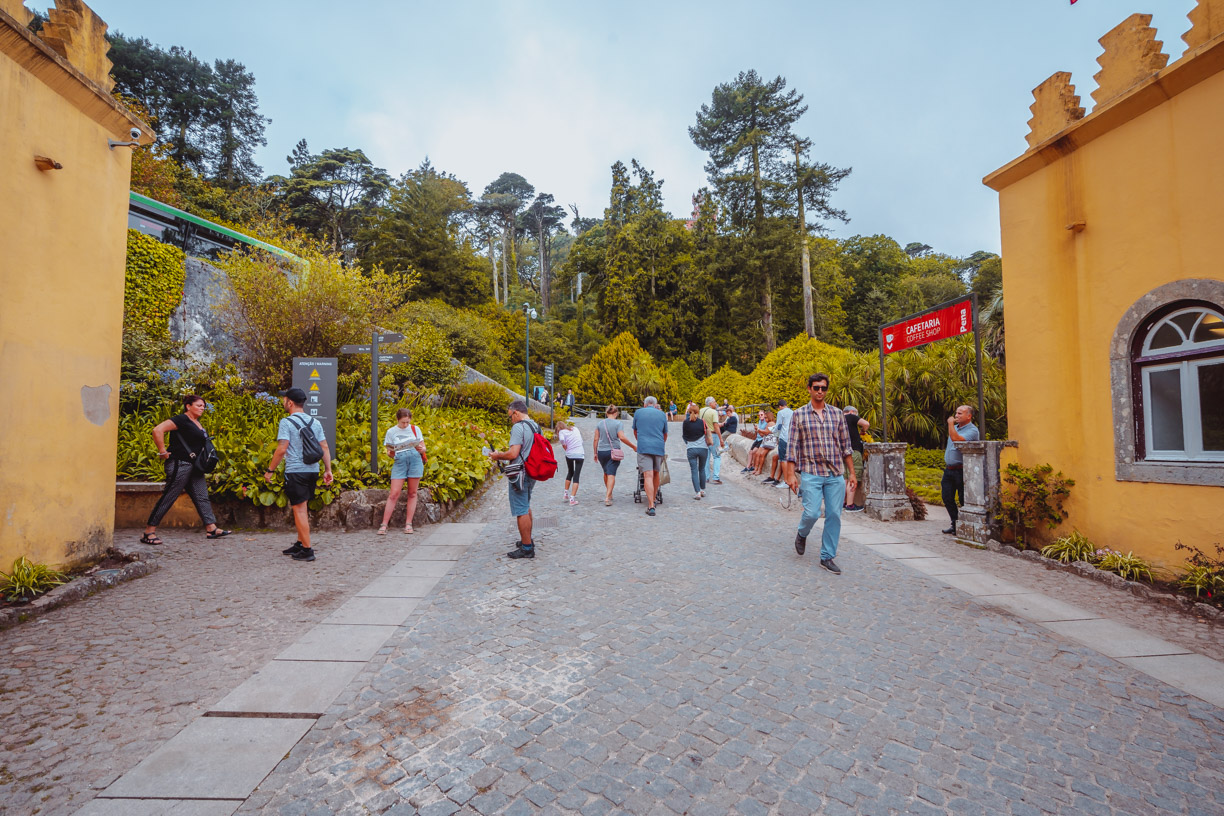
[391,449,424,479]
[508,476,536,517]
[776,439,788,461]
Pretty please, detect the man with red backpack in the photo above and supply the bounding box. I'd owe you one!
[488,400,556,559]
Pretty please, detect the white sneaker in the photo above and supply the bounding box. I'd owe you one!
[562,493,570,503]
[568,496,578,505]
[694,492,702,500]
[699,490,705,498]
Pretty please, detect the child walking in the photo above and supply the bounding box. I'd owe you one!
[556,421,585,505]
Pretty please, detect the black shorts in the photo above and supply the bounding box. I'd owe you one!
[597,450,622,476]
[284,472,318,506]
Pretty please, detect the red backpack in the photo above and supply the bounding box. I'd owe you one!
[519,421,558,481]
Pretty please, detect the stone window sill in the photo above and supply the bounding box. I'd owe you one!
[1115,461,1224,487]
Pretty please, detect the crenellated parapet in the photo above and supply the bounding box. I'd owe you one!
[1026,72,1084,148]
[1184,0,1224,50]
[1090,13,1168,109]
[36,0,113,92]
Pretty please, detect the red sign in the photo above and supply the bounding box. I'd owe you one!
[881,297,974,355]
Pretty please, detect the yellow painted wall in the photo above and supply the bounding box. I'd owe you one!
[0,12,147,568]
[993,59,1224,568]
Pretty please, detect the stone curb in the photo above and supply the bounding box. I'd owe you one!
[0,543,161,631]
[982,539,1223,622]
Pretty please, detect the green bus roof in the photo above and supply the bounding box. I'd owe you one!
[129,191,302,262]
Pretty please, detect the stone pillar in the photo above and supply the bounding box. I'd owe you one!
[953,440,1017,544]
[864,443,913,522]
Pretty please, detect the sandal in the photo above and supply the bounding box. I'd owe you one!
[205,528,232,539]
[404,524,414,534]
[140,533,163,546]
[377,524,388,535]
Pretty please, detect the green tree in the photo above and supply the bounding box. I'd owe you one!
[482,172,535,302]
[206,58,269,189]
[522,193,568,314]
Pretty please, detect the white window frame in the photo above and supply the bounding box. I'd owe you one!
[1140,357,1224,462]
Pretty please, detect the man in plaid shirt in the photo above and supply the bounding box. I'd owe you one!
[783,372,857,574]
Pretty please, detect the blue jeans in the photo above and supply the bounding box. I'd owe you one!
[707,443,721,480]
[798,472,846,561]
[687,446,708,492]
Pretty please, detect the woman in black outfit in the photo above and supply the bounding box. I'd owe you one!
[141,394,230,545]
[682,402,713,499]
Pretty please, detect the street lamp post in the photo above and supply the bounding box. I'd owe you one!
[522,302,537,403]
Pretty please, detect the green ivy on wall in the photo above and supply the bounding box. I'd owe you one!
[124,229,186,338]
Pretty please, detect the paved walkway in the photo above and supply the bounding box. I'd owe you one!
[2,417,1222,815]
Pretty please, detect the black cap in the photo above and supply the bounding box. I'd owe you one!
[280,387,307,404]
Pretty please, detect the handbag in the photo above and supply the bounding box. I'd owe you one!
[603,420,625,460]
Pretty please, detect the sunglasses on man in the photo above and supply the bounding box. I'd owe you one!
[809,384,829,392]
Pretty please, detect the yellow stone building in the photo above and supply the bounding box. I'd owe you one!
[984,3,1224,566]
[0,0,151,567]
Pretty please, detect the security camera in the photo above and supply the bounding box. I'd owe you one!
[108,128,142,150]
[129,127,142,140]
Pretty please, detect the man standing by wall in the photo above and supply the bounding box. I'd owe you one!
[489,400,539,559]
[564,389,575,411]
[632,396,668,516]
[266,388,333,562]
[842,406,870,511]
[783,374,856,575]
[764,399,793,486]
[941,405,980,534]
[700,397,723,485]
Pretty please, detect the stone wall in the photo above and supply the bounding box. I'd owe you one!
[170,257,235,362]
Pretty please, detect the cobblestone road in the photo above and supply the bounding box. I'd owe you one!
[236,419,1224,816]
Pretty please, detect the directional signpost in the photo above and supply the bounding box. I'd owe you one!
[340,330,407,474]
[544,363,555,427]
[292,358,338,448]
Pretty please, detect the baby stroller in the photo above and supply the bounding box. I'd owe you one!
[633,457,668,504]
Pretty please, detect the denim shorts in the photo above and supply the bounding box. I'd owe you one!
[391,449,424,479]
[597,450,622,475]
[776,439,788,461]
[508,476,536,517]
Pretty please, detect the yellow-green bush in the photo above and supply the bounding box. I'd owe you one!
[124,229,186,338]
[737,335,853,409]
[693,364,747,407]
[574,332,676,406]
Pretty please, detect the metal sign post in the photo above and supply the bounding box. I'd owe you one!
[340,330,405,474]
[544,363,555,427]
[878,295,983,442]
[292,358,338,447]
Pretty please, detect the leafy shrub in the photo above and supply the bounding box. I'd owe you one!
[124,229,185,339]
[1174,541,1224,599]
[905,466,943,504]
[1040,530,1096,564]
[693,364,747,407]
[574,333,675,405]
[666,359,699,404]
[449,381,515,413]
[996,462,1074,548]
[737,335,852,409]
[1,557,68,602]
[905,486,928,520]
[1094,549,1154,583]
[905,447,945,470]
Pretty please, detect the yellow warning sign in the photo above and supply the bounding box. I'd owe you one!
[310,369,320,378]
[310,383,319,391]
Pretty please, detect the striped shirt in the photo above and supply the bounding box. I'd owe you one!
[783,401,853,477]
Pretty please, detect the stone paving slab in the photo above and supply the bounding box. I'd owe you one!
[1043,618,1194,658]
[929,571,1030,596]
[274,624,397,662]
[1118,654,1224,708]
[382,559,455,578]
[208,660,365,716]
[403,544,469,560]
[862,542,937,558]
[355,575,443,598]
[77,798,241,815]
[417,523,485,547]
[972,592,1101,623]
[100,717,315,799]
[900,556,982,576]
[322,596,422,626]
[842,529,904,545]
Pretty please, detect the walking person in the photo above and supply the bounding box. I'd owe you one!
[700,397,723,485]
[682,402,712,499]
[142,394,231,545]
[378,408,426,534]
[632,396,668,516]
[556,420,585,505]
[265,388,333,562]
[842,406,870,511]
[488,400,539,559]
[593,405,636,505]
[783,373,856,575]
[941,405,981,534]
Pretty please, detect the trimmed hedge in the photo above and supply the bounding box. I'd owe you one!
[124,229,185,338]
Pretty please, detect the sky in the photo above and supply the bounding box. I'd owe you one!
[81,0,1199,257]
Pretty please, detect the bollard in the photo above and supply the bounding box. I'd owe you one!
[863,442,913,521]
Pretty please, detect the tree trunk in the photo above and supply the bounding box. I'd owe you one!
[762,267,775,351]
[795,143,813,338]
[488,235,499,303]
[501,228,510,305]
[538,221,549,315]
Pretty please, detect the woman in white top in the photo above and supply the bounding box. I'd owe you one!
[555,421,586,505]
[379,408,426,534]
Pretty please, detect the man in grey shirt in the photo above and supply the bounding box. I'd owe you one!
[632,396,668,516]
[942,404,981,534]
[488,400,539,558]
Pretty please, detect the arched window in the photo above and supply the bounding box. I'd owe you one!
[1133,304,1224,461]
